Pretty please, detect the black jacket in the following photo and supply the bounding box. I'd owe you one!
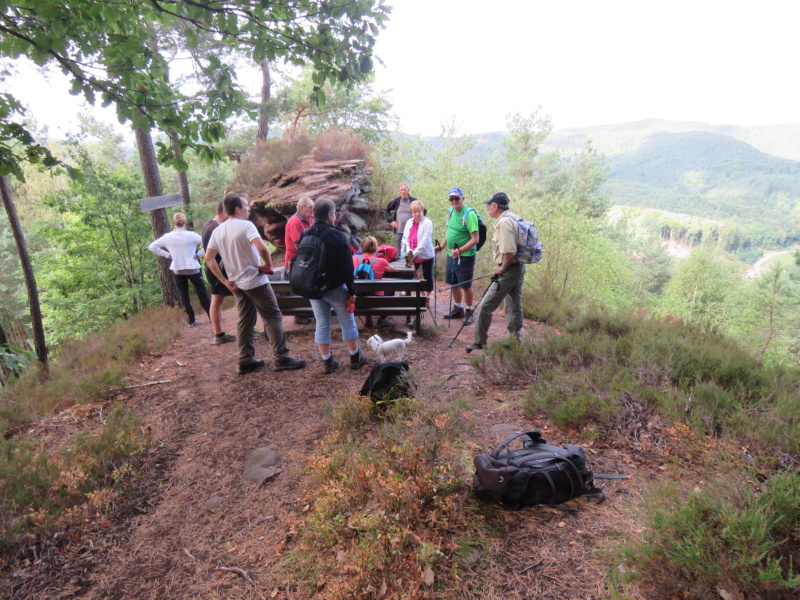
[385,195,417,223]
[302,222,356,296]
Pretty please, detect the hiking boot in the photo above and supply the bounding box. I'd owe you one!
[350,349,370,370]
[238,359,265,375]
[273,355,306,371]
[465,343,484,354]
[213,333,236,345]
[463,308,474,326]
[445,306,464,320]
[323,355,339,374]
[253,328,265,339]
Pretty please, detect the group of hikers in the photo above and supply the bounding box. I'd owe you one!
[147,184,530,375]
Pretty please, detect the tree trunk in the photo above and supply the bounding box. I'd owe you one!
[169,130,193,229]
[136,127,180,307]
[256,59,271,141]
[0,176,48,370]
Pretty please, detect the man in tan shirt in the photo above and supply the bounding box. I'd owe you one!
[468,192,526,352]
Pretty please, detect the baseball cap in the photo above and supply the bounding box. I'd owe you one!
[447,187,464,197]
[485,192,510,208]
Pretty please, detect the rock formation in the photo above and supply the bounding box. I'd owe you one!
[249,155,374,265]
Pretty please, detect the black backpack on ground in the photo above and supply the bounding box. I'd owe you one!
[359,361,414,405]
[290,229,330,299]
[473,430,605,509]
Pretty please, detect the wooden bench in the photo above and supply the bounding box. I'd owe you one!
[270,280,427,334]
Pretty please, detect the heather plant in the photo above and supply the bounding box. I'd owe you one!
[311,128,369,162]
[0,404,150,551]
[231,134,313,197]
[617,469,800,599]
[0,306,181,430]
[473,309,800,450]
[287,394,480,598]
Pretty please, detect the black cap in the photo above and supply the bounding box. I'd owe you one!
[485,192,510,209]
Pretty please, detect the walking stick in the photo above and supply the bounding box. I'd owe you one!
[433,239,440,326]
[443,273,495,290]
[447,243,458,328]
[448,275,499,348]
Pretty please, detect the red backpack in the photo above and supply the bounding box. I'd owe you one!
[375,244,398,262]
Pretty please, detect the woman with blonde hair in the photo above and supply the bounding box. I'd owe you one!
[400,200,435,295]
[148,212,211,326]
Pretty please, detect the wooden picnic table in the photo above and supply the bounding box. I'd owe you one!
[387,259,417,279]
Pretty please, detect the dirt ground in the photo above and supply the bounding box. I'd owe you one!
[2,283,652,600]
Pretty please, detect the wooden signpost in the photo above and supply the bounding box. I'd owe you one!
[139,192,182,213]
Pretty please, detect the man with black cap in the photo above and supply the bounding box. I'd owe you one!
[467,192,525,352]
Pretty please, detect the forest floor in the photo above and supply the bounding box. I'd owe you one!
[1,283,662,600]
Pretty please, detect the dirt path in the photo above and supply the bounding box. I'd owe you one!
[6,283,644,600]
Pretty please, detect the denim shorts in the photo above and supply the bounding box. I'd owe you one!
[445,254,476,289]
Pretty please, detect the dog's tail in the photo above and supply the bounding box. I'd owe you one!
[405,331,414,344]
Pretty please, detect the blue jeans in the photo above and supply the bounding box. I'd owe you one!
[309,284,359,345]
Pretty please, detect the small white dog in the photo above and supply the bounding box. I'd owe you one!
[367,331,414,361]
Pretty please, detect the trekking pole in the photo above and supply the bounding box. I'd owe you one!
[447,268,454,328]
[432,239,439,326]
[448,275,499,348]
[443,273,495,290]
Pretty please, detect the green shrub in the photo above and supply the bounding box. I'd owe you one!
[620,471,800,598]
[474,308,800,451]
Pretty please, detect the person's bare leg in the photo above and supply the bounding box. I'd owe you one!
[464,288,474,307]
[210,294,225,335]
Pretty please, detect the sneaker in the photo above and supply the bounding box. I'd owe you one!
[465,343,484,353]
[323,355,339,374]
[273,355,306,371]
[463,308,474,326]
[445,306,464,320]
[238,359,265,375]
[253,328,265,339]
[350,349,370,370]
[213,333,236,345]
[188,320,197,328]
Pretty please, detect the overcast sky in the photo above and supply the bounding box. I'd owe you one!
[371,0,800,135]
[10,0,800,138]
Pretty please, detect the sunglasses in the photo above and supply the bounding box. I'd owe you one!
[448,197,460,201]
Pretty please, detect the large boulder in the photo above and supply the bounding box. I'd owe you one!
[249,156,375,263]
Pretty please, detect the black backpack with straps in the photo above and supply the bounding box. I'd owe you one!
[473,430,605,509]
[290,228,330,299]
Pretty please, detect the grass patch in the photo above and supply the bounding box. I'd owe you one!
[616,468,800,599]
[0,306,181,431]
[285,393,489,597]
[0,404,150,553]
[473,309,800,451]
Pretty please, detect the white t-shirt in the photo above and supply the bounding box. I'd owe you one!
[207,218,269,290]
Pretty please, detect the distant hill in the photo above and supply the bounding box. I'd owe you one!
[418,120,800,249]
[546,119,800,162]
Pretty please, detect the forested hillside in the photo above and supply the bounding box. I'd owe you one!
[602,131,800,249]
